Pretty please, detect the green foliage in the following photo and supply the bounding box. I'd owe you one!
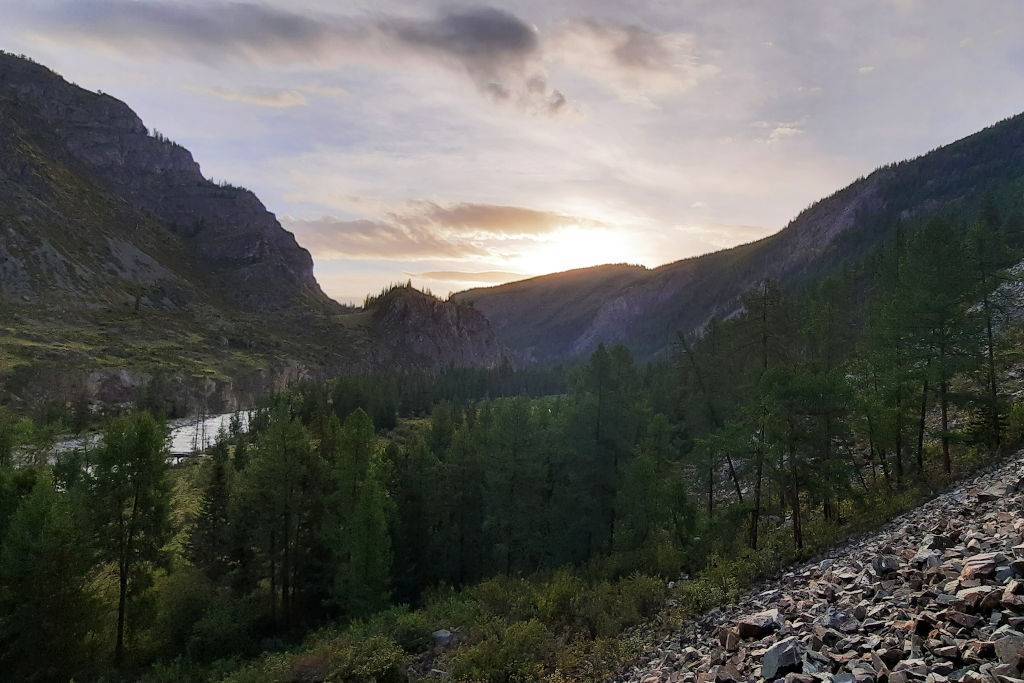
[1,202,1022,683]
[0,472,97,680]
[448,619,555,682]
[88,411,172,665]
[226,634,405,683]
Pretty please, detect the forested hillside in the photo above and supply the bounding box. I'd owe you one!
[3,197,1024,680]
[455,113,1024,362]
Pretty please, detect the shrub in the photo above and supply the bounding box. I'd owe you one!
[224,634,404,683]
[447,619,554,682]
[357,605,436,652]
[536,570,588,633]
[186,593,264,663]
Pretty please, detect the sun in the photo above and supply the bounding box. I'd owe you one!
[511,225,644,275]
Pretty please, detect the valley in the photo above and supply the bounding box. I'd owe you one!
[3,17,1024,683]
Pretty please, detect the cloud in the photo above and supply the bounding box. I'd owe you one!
[377,6,565,113]
[191,85,308,108]
[415,270,524,284]
[766,124,803,144]
[285,202,599,261]
[752,120,805,144]
[405,201,603,237]
[552,19,716,100]
[25,1,566,114]
[676,222,774,249]
[284,217,486,261]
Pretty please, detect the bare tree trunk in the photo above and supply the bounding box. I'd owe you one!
[725,452,744,503]
[115,556,127,666]
[940,353,951,476]
[749,432,764,550]
[984,297,1001,450]
[681,335,744,502]
[269,530,278,626]
[894,385,904,489]
[706,454,714,516]
[916,378,928,472]
[867,412,891,486]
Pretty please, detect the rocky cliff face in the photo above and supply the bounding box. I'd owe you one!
[0,52,501,410]
[369,285,501,368]
[456,112,1024,362]
[0,52,324,311]
[621,454,1024,682]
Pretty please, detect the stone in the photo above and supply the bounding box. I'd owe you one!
[821,609,860,633]
[922,534,953,550]
[762,636,803,679]
[735,609,781,639]
[994,632,1024,666]
[432,629,455,649]
[619,456,1024,683]
[873,555,901,577]
[961,553,1000,580]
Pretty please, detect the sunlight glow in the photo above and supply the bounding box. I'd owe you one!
[508,225,647,276]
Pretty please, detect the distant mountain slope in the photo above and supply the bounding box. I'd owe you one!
[454,113,1024,361]
[0,52,499,411]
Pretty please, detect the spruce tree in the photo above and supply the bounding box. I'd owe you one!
[0,473,97,681]
[88,411,171,667]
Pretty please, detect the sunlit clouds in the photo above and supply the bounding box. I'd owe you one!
[5,1,1024,301]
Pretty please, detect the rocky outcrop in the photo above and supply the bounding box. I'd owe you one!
[622,455,1024,682]
[0,51,325,312]
[369,286,501,368]
[0,53,503,404]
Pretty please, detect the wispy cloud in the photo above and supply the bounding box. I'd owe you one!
[552,19,716,101]
[676,222,774,249]
[406,201,603,236]
[25,1,567,114]
[415,270,524,284]
[284,217,485,261]
[285,202,601,261]
[191,85,308,108]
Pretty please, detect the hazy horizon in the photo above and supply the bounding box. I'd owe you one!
[4,0,1024,302]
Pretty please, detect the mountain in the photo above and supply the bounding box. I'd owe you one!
[454,113,1024,362]
[0,52,499,411]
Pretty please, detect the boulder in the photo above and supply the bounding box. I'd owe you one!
[961,552,1001,580]
[762,636,803,679]
[432,629,455,649]
[994,631,1024,666]
[736,609,781,639]
[872,554,900,577]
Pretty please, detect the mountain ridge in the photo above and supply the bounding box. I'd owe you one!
[0,52,500,412]
[454,111,1024,361]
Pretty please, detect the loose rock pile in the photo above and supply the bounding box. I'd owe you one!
[621,456,1024,682]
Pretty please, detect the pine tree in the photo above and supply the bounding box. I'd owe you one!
[0,473,97,681]
[88,412,171,667]
[325,409,393,617]
[190,430,232,581]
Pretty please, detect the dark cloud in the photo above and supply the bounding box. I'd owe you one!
[554,19,714,98]
[52,1,329,62]
[26,1,566,113]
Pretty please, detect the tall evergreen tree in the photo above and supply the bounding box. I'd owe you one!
[88,412,171,667]
[0,473,97,681]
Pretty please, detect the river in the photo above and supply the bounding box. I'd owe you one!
[51,410,251,459]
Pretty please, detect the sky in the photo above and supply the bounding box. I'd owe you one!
[3,1,1024,304]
